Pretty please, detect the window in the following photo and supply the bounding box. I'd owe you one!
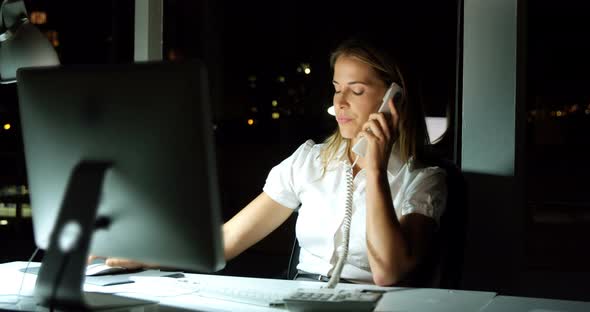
[525,0,590,273]
[164,0,460,277]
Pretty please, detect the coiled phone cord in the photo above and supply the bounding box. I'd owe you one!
[325,155,359,288]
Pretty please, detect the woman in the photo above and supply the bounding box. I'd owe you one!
[100,37,447,286]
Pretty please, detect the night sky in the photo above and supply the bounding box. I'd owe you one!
[17,0,459,117]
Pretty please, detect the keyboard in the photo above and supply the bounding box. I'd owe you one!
[195,280,383,311]
[197,284,290,307]
[135,276,384,311]
[283,288,383,312]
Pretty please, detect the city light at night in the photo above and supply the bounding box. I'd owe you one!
[30,11,47,25]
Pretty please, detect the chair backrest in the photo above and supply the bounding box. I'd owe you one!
[427,157,468,289]
[286,235,300,280]
[284,158,468,288]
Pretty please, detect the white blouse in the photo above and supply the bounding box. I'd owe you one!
[262,140,447,284]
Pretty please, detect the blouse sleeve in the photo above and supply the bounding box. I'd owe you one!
[262,140,315,209]
[400,167,448,224]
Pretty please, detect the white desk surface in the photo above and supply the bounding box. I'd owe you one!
[480,295,590,312]
[2,261,559,312]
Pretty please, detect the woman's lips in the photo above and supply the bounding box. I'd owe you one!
[336,116,353,124]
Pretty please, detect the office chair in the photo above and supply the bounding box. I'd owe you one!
[286,233,300,280]
[419,157,468,289]
[284,157,468,289]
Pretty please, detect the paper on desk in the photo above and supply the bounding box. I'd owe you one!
[0,264,37,298]
[84,269,184,286]
[16,262,184,287]
[86,276,200,298]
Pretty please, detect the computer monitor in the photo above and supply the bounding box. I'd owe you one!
[16,60,225,309]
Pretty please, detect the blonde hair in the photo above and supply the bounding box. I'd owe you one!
[320,37,429,170]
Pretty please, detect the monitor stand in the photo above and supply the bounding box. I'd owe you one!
[33,162,156,311]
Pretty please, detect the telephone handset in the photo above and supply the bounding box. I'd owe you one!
[351,82,403,157]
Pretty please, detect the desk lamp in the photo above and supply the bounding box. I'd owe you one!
[0,0,59,84]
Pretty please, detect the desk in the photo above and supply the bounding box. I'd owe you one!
[0,261,539,312]
[480,295,590,312]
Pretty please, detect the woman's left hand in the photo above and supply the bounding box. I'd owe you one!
[356,98,399,172]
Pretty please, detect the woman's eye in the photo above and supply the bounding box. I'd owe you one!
[334,89,341,94]
[352,90,364,95]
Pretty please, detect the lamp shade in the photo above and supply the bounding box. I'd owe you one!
[327,106,335,116]
[0,21,59,84]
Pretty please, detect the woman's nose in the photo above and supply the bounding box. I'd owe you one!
[334,92,350,109]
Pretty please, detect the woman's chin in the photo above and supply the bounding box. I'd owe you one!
[338,128,356,140]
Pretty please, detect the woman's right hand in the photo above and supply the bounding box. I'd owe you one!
[87,255,156,269]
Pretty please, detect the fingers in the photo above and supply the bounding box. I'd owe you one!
[88,255,158,269]
[361,112,391,143]
[105,258,146,269]
[370,112,391,142]
[87,255,106,265]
